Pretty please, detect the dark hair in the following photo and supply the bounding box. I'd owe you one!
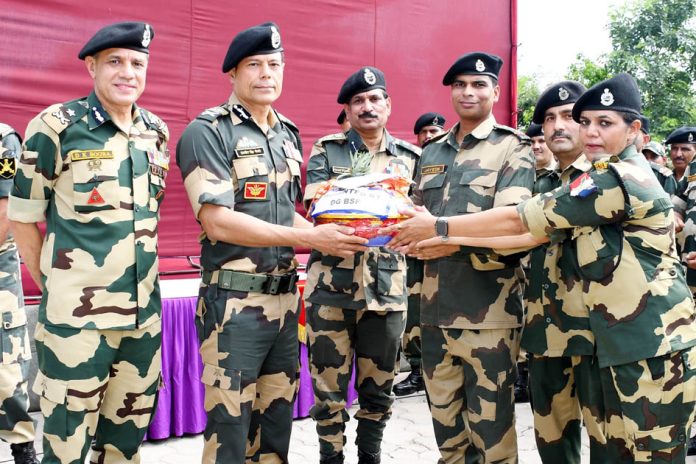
[617,111,640,125]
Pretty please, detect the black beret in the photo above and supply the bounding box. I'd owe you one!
[337,67,386,104]
[665,126,696,145]
[337,109,347,125]
[78,22,154,59]
[532,81,586,124]
[413,112,446,134]
[222,22,283,73]
[525,123,543,138]
[442,52,503,85]
[638,115,650,134]
[572,73,642,123]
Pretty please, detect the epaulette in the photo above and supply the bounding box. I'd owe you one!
[393,138,422,156]
[277,112,299,132]
[657,164,674,178]
[40,99,88,135]
[494,123,530,143]
[427,131,449,145]
[0,123,16,141]
[139,108,169,142]
[317,132,347,144]
[197,105,230,123]
[277,111,303,154]
[593,155,620,170]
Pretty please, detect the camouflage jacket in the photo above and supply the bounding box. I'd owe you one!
[303,128,420,311]
[523,154,595,356]
[0,125,30,363]
[651,162,678,196]
[520,146,696,367]
[673,159,696,289]
[413,115,535,329]
[8,92,169,330]
[176,94,303,274]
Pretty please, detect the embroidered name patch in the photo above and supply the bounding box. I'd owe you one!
[421,165,446,175]
[332,166,351,175]
[70,150,114,161]
[244,182,268,200]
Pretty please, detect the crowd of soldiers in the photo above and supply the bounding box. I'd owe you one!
[0,17,695,464]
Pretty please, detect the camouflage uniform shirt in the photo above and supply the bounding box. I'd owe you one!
[413,114,535,329]
[672,159,696,291]
[523,154,595,356]
[8,92,169,330]
[303,129,420,312]
[520,146,696,367]
[176,94,303,273]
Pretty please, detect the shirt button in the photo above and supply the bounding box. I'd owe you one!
[134,205,140,212]
[542,283,549,290]
[136,241,143,247]
[637,443,645,451]
[546,317,552,323]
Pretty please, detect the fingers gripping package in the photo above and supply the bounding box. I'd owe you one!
[309,173,413,246]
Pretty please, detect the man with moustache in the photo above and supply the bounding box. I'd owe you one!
[303,66,420,464]
[388,52,535,463]
[413,112,446,147]
[668,127,696,182]
[526,122,555,175]
[9,22,168,463]
[176,23,366,463]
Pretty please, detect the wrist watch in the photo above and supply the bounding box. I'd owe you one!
[435,217,449,237]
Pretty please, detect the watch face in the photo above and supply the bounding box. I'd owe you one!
[436,218,448,236]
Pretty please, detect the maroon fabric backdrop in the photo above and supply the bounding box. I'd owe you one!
[0,0,517,257]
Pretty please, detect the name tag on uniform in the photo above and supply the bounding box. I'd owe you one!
[244,182,268,200]
[421,164,446,175]
[235,137,265,157]
[70,150,114,161]
[332,166,351,175]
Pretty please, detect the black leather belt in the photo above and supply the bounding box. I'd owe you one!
[201,269,299,295]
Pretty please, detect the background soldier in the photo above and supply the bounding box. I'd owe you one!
[526,122,555,174]
[176,23,364,464]
[337,109,351,133]
[393,112,445,398]
[0,125,37,464]
[303,66,420,464]
[667,126,696,182]
[388,52,535,463]
[642,140,667,166]
[638,117,677,195]
[9,22,167,463]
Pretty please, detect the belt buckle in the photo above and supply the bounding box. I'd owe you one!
[263,275,282,295]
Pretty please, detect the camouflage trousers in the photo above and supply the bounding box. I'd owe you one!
[33,320,161,464]
[197,285,300,464]
[306,305,405,457]
[402,258,423,368]
[597,346,696,463]
[529,354,612,464]
[421,325,520,464]
[0,359,34,444]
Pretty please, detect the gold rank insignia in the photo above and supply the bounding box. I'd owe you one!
[0,158,16,179]
[593,161,609,170]
[244,182,268,200]
[687,174,696,182]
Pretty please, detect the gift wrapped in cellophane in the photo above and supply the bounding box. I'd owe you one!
[308,173,413,246]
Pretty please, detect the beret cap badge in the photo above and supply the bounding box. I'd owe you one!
[270,26,281,49]
[475,59,486,72]
[141,24,151,47]
[690,133,694,143]
[558,87,569,101]
[363,68,377,85]
[600,88,615,106]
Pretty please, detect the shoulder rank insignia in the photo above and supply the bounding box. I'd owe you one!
[569,172,597,198]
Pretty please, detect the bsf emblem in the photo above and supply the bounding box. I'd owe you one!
[363,68,377,85]
[142,24,151,48]
[690,133,695,143]
[0,158,16,179]
[558,87,569,101]
[244,182,268,200]
[600,88,615,106]
[475,59,486,72]
[270,26,281,49]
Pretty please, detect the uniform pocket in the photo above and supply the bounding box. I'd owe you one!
[455,170,497,213]
[70,158,121,213]
[376,252,405,297]
[0,310,31,364]
[232,156,269,180]
[573,225,622,281]
[200,363,243,424]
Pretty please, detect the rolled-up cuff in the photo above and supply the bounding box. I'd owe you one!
[517,198,550,238]
[7,195,47,222]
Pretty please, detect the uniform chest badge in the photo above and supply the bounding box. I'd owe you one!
[235,137,265,157]
[282,139,302,161]
[0,158,16,179]
[558,87,569,101]
[147,149,170,170]
[600,89,615,106]
[363,68,377,85]
[244,182,268,200]
[569,172,597,198]
[87,187,105,204]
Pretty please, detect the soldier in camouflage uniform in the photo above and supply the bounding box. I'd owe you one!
[636,117,678,195]
[303,67,420,464]
[393,112,445,398]
[402,73,696,464]
[0,125,38,464]
[388,52,535,463]
[8,22,168,463]
[176,23,364,464]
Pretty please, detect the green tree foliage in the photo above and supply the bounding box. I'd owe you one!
[517,75,540,129]
[565,0,696,139]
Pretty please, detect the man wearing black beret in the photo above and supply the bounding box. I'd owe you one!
[9,21,168,463]
[303,66,420,464]
[177,22,365,464]
[667,126,696,182]
[413,112,446,147]
[388,51,535,463]
[525,122,554,175]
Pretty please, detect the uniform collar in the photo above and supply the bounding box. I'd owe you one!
[227,94,280,129]
[557,153,592,175]
[445,113,497,149]
[87,91,114,130]
[345,128,396,156]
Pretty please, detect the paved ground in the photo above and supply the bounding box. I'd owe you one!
[3,373,694,463]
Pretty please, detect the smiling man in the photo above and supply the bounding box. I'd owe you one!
[9,22,169,463]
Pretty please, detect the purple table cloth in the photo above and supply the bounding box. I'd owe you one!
[147,295,359,440]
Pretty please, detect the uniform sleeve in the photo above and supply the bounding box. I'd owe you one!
[0,132,21,198]
[176,119,235,219]
[517,170,626,238]
[492,137,535,207]
[662,173,678,197]
[303,141,330,207]
[8,116,59,223]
